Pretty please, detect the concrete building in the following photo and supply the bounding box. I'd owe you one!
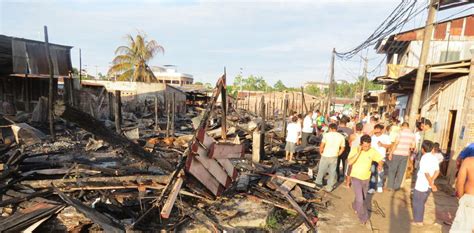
[151,65,193,86]
[303,81,329,91]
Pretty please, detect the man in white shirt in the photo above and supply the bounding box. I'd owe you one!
[315,123,345,192]
[301,111,314,147]
[412,140,439,226]
[369,124,392,193]
[285,116,301,163]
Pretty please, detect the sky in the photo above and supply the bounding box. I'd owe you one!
[1,0,472,87]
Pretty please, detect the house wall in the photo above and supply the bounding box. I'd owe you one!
[81,80,187,114]
[398,41,474,76]
[416,75,469,157]
[0,77,58,113]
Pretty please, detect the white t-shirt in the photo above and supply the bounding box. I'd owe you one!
[371,134,391,159]
[433,152,444,164]
[321,131,345,157]
[302,116,313,133]
[286,122,301,143]
[415,153,440,192]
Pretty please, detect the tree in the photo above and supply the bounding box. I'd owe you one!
[305,85,322,96]
[108,32,164,82]
[273,80,287,91]
[97,72,106,80]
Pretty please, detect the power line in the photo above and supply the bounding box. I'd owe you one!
[335,0,421,60]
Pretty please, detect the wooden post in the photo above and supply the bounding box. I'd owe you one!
[114,90,122,134]
[247,92,250,111]
[154,96,159,131]
[252,131,263,164]
[24,77,30,112]
[301,87,308,113]
[108,92,114,120]
[44,26,55,141]
[221,70,227,140]
[166,95,171,137]
[283,98,289,139]
[171,93,176,136]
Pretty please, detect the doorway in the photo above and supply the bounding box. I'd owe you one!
[446,110,457,154]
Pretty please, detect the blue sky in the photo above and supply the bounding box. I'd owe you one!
[1,0,472,86]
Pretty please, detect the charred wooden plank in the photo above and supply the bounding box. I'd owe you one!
[0,202,64,232]
[0,188,53,207]
[54,101,173,172]
[21,175,170,189]
[55,188,125,233]
[160,177,183,219]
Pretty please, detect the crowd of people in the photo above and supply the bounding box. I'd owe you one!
[284,109,474,232]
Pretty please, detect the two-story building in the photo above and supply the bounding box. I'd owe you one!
[374,14,474,182]
[150,65,193,86]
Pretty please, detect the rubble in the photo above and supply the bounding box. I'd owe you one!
[0,74,335,232]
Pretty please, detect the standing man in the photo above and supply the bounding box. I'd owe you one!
[285,116,301,163]
[347,135,384,225]
[369,124,392,193]
[337,116,354,182]
[412,140,439,226]
[387,122,416,191]
[301,111,314,147]
[363,116,378,135]
[450,155,474,232]
[315,123,345,192]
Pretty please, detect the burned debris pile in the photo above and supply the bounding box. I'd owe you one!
[0,75,333,232]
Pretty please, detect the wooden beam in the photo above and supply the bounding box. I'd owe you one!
[274,182,316,230]
[114,90,122,134]
[262,173,316,188]
[21,175,170,189]
[44,26,55,141]
[185,155,223,196]
[208,142,244,159]
[54,101,173,171]
[160,177,183,219]
[427,68,470,73]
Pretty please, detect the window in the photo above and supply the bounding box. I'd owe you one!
[439,51,460,63]
[172,80,179,84]
[165,80,171,84]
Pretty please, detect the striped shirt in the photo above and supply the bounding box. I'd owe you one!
[392,129,416,156]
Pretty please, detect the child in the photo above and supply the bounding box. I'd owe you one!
[285,116,301,162]
[412,140,440,226]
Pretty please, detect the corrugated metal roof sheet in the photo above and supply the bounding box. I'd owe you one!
[0,34,72,77]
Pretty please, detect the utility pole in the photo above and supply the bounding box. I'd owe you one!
[408,0,437,129]
[326,48,335,115]
[358,56,368,120]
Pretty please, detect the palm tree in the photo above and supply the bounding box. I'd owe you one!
[108,33,164,82]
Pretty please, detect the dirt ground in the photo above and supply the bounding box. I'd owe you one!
[317,177,459,233]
